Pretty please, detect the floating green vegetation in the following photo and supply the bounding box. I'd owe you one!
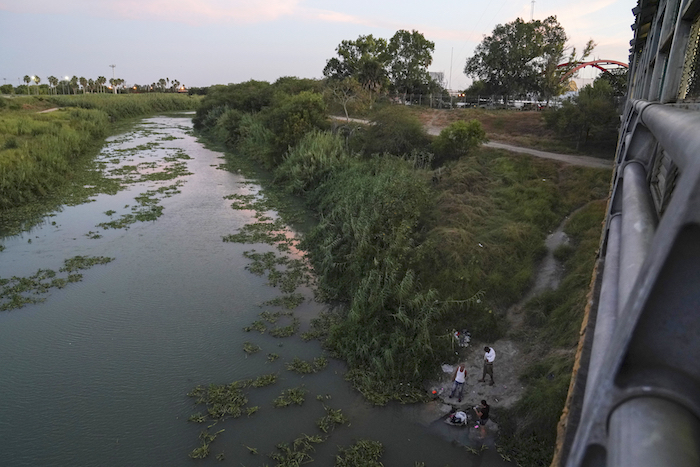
[0,245,5,252]
[215,452,225,461]
[104,210,116,216]
[246,406,260,417]
[60,255,114,273]
[317,405,349,433]
[243,250,312,293]
[243,320,267,333]
[263,293,305,309]
[223,219,288,245]
[243,341,261,354]
[269,434,326,466]
[335,439,384,467]
[188,413,207,423]
[160,135,182,141]
[189,429,225,459]
[269,317,300,338]
[0,255,114,311]
[250,373,277,387]
[344,369,429,406]
[260,310,290,323]
[163,150,191,162]
[85,231,102,239]
[286,356,328,375]
[273,386,308,407]
[267,353,280,363]
[187,382,249,421]
[224,193,275,215]
[95,182,182,231]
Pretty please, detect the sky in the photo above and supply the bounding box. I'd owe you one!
[0,0,637,91]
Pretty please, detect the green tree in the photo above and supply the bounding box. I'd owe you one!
[325,77,363,121]
[324,34,390,108]
[465,16,569,104]
[32,75,41,94]
[23,75,31,94]
[544,80,619,150]
[97,76,106,93]
[48,76,58,95]
[540,39,596,104]
[387,29,435,97]
[79,77,87,94]
[594,67,628,97]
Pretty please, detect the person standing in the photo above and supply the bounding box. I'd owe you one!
[449,363,467,402]
[478,346,495,385]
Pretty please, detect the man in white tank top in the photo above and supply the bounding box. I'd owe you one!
[449,363,467,402]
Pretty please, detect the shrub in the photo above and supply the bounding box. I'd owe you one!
[274,130,354,194]
[363,106,430,156]
[432,119,487,166]
[263,91,328,159]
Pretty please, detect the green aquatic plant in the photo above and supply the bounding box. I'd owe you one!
[243,320,267,333]
[262,293,305,309]
[267,353,280,363]
[243,341,261,354]
[285,356,327,375]
[188,382,249,421]
[269,317,300,338]
[317,405,349,433]
[335,439,384,467]
[0,255,114,311]
[188,413,206,423]
[215,452,225,461]
[268,434,326,466]
[250,373,277,387]
[273,386,308,407]
[246,406,260,417]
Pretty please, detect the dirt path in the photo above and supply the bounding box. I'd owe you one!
[331,115,613,169]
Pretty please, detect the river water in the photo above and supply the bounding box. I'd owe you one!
[0,114,509,466]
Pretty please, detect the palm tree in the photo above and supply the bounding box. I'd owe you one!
[23,75,31,94]
[88,78,95,93]
[158,78,166,92]
[70,76,79,94]
[48,76,58,95]
[97,76,106,93]
[33,75,41,95]
[79,77,87,94]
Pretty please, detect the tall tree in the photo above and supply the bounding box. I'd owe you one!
[324,34,390,107]
[79,77,87,94]
[540,39,595,104]
[33,75,41,95]
[387,29,435,97]
[97,76,106,93]
[70,76,79,95]
[48,76,58,95]
[23,75,31,94]
[465,16,569,104]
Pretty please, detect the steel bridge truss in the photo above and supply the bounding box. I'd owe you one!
[560,0,700,466]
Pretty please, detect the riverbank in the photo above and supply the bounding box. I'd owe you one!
[193,79,613,466]
[0,94,199,235]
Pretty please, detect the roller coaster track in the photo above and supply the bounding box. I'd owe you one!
[555,0,700,465]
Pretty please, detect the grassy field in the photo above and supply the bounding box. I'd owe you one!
[405,106,616,158]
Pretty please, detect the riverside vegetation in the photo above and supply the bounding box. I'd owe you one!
[194,77,613,466]
[0,93,198,236]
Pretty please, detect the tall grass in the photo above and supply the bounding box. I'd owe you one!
[0,94,198,212]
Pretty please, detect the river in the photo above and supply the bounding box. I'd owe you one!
[0,113,509,466]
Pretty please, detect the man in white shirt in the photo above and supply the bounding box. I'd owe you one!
[478,346,495,386]
[449,363,467,402]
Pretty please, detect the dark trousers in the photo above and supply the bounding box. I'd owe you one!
[482,362,494,382]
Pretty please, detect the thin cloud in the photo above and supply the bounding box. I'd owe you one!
[1,0,302,25]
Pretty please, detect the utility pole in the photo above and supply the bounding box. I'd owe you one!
[449,47,453,91]
[531,0,535,21]
[109,64,116,94]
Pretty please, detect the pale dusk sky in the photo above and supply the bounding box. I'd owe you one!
[1,0,637,90]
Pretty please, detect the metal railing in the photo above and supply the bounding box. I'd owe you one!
[558,0,700,465]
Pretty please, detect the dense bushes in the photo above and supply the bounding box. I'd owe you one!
[544,80,619,151]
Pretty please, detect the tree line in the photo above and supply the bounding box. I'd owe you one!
[1,76,185,95]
